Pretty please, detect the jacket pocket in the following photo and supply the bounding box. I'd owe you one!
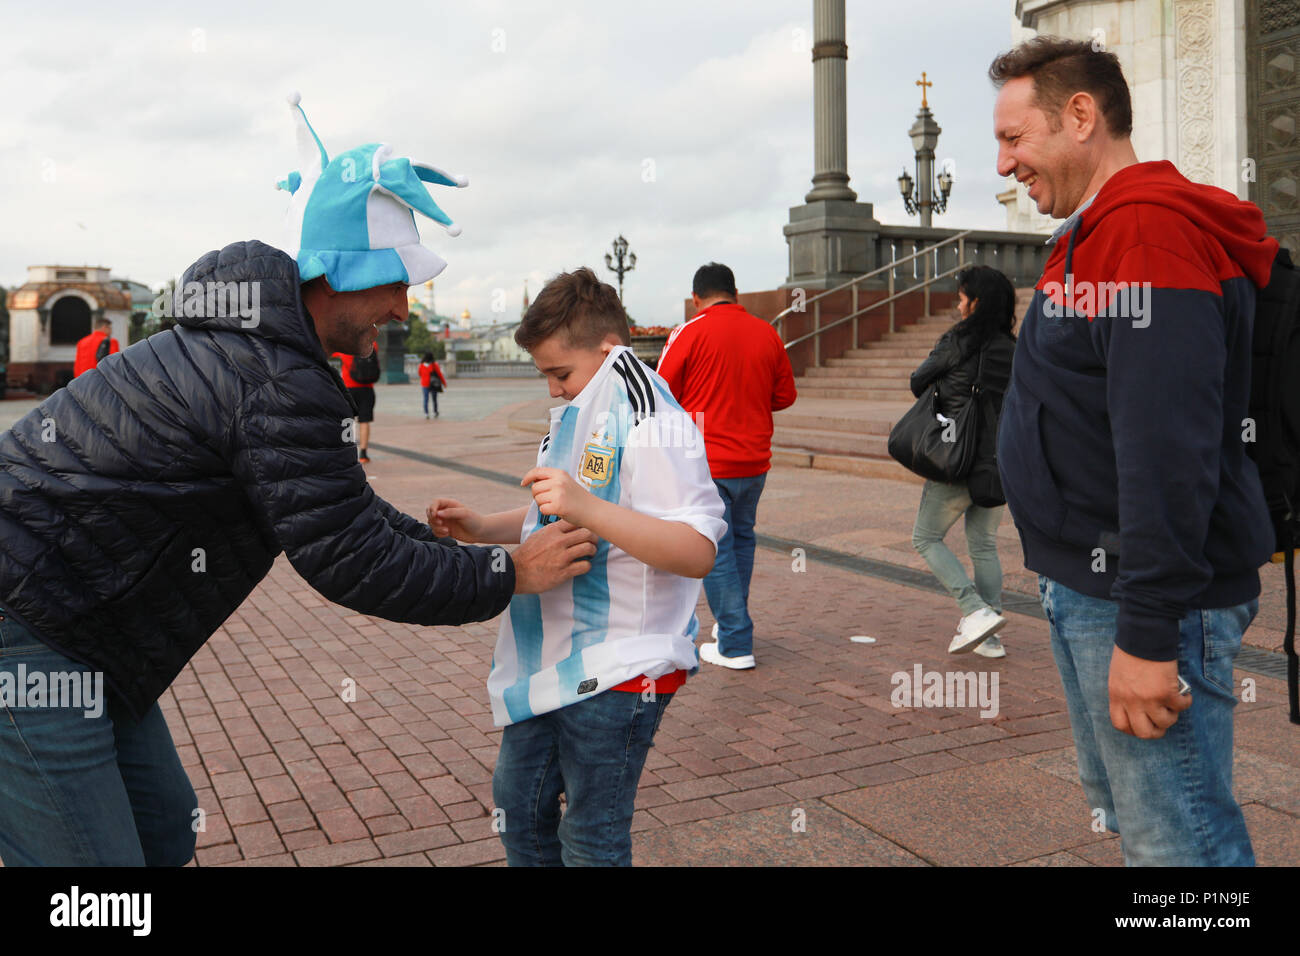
[997,388,1066,540]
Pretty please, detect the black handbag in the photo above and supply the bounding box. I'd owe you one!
[888,348,983,483]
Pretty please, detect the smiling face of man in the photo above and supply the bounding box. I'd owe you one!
[994,75,1094,220]
[303,278,409,356]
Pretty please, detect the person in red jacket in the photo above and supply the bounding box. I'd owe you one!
[73,318,120,377]
[333,351,376,462]
[417,351,448,418]
[657,262,797,668]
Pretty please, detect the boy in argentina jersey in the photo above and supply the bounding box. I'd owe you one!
[429,267,725,865]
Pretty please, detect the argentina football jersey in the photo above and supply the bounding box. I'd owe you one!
[487,346,726,726]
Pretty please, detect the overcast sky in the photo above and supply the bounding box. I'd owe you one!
[1,0,1023,325]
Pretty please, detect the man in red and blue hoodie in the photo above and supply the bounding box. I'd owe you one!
[990,37,1278,866]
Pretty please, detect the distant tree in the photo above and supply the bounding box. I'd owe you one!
[405,315,432,354]
[129,311,149,344]
[134,280,178,342]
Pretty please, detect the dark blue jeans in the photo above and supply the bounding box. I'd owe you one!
[492,688,672,866]
[0,609,197,866]
[422,386,440,415]
[702,473,767,657]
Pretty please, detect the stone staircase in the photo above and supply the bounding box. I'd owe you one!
[793,313,954,403]
[771,288,1034,481]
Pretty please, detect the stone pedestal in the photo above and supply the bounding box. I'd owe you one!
[783,199,883,290]
[380,320,409,384]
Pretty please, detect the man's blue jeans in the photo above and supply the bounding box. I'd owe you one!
[492,688,672,866]
[0,608,197,866]
[1038,576,1256,866]
[703,473,767,658]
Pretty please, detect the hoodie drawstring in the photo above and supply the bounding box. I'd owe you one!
[1064,215,1083,311]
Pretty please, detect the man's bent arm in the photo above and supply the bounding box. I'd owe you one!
[231,366,515,625]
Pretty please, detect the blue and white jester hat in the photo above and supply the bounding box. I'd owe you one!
[276,91,467,292]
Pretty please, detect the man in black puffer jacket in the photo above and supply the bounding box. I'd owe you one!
[0,240,595,866]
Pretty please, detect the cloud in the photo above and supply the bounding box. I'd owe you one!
[1,0,1017,328]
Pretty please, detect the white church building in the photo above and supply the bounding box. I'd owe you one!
[1000,0,1298,259]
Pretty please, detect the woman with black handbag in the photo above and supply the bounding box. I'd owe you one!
[905,266,1017,657]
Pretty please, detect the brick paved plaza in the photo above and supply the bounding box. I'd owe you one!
[2,381,1296,867]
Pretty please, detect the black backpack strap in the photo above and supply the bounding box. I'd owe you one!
[1286,526,1299,725]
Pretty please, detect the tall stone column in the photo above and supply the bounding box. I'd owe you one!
[805,0,856,202]
[783,0,880,290]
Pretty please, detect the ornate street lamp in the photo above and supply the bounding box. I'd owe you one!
[604,235,636,304]
[898,71,953,227]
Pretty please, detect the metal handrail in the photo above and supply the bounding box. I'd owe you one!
[769,228,973,328]
[782,261,966,351]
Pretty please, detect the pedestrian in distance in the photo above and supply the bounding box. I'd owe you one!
[418,350,447,418]
[72,316,120,378]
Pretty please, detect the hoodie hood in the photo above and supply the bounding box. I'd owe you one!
[1075,160,1278,289]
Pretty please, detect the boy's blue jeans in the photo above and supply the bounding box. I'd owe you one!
[0,609,197,866]
[703,473,767,657]
[492,688,672,866]
[1038,576,1256,866]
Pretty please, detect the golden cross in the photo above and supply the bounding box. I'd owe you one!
[916,71,933,109]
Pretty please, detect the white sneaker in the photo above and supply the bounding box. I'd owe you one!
[973,634,1006,658]
[947,607,1007,654]
[711,622,719,640]
[698,640,755,670]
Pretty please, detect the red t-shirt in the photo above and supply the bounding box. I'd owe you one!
[73,330,120,377]
[656,303,797,478]
[612,669,686,694]
[333,353,373,389]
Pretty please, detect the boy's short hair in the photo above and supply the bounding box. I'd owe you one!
[515,267,631,351]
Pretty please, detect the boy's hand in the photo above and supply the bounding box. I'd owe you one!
[427,498,484,543]
[521,467,596,526]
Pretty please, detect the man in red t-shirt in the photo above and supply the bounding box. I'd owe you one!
[656,262,796,669]
[73,318,120,377]
[333,352,376,462]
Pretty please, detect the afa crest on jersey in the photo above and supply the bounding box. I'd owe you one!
[580,442,616,488]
